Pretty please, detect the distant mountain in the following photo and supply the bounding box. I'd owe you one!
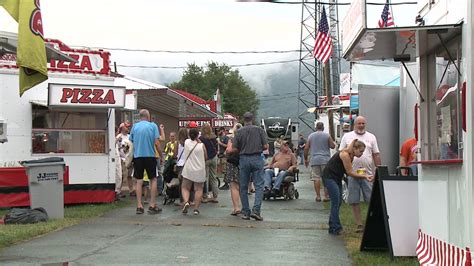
[252,63,316,136]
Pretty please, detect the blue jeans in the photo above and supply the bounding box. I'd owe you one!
[239,155,265,216]
[156,159,163,193]
[264,169,287,190]
[298,150,304,165]
[323,178,342,234]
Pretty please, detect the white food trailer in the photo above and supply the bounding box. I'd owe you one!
[342,0,474,263]
[0,32,126,205]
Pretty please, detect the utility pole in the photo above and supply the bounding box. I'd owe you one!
[297,0,341,133]
[326,0,338,140]
[328,0,341,95]
[297,1,324,131]
[324,62,335,140]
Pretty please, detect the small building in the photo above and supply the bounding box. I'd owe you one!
[0,33,129,206]
[113,76,219,134]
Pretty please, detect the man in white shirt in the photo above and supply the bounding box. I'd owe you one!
[339,116,381,233]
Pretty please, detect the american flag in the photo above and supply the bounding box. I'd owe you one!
[313,7,332,63]
[378,4,395,28]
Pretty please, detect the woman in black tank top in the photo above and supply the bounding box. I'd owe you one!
[322,139,374,235]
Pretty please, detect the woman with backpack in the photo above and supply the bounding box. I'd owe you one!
[199,123,219,203]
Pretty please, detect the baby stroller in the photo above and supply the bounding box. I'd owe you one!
[264,169,300,200]
[163,177,180,205]
[162,157,181,205]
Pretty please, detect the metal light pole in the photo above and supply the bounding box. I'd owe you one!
[297,0,341,132]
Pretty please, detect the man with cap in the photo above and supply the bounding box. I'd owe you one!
[233,112,268,221]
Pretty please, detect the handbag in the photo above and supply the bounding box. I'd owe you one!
[227,153,240,166]
[178,142,199,179]
[173,147,185,173]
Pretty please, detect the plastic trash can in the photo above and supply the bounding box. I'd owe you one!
[21,157,65,219]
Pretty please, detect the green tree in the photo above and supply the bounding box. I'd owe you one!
[169,62,259,119]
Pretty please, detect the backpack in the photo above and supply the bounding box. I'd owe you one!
[4,208,49,224]
[225,138,239,166]
[227,153,240,166]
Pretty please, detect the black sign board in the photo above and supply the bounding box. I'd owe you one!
[360,166,389,252]
[360,166,418,258]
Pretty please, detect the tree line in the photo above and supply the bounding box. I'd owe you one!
[169,62,259,119]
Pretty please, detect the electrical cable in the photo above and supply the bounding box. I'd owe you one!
[71,46,302,54]
[114,58,302,69]
[269,1,416,5]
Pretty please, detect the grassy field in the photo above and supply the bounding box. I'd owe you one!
[332,202,419,266]
[0,200,130,250]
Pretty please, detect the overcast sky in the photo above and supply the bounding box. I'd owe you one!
[0,0,417,93]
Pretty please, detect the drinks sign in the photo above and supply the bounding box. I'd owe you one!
[212,119,234,128]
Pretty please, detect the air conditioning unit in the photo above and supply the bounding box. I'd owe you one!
[0,120,7,143]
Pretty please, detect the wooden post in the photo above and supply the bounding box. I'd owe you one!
[324,62,335,140]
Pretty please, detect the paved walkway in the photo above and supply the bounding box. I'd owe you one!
[0,167,351,265]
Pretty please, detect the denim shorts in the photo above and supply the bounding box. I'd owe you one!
[347,176,372,204]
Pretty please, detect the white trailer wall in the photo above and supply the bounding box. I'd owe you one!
[0,69,116,184]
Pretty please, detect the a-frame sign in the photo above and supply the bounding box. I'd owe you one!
[360,166,418,257]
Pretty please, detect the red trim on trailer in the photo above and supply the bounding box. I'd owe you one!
[0,185,115,207]
[0,192,29,207]
[0,166,69,187]
[411,159,463,165]
[64,190,115,204]
[462,81,466,132]
[414,103,419,141]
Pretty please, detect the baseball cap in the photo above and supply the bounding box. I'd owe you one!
[188,121,198,128]
[119,122,131,130]
[243,112,253,121]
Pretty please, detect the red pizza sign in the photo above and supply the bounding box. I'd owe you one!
[48,83,125,108]
[0,39,110,76]
[47,39,110,75]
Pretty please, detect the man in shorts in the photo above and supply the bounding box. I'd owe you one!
[339,116,381,232]
[130,109,162,215]
[304,122,335,202]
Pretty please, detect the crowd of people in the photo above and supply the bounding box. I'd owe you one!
[113,110,270,220]
[113,109,418,236]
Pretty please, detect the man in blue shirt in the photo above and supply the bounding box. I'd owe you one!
[130,109,162,215]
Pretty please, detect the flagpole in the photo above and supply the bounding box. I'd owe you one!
[324,61,335,140]
[349,61,353,129]
[388,0,395,26]
[325,1,334,141]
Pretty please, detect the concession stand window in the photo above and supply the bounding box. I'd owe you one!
[343,23,463,163]
[32,105,108,154]
[31,83,125,155]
